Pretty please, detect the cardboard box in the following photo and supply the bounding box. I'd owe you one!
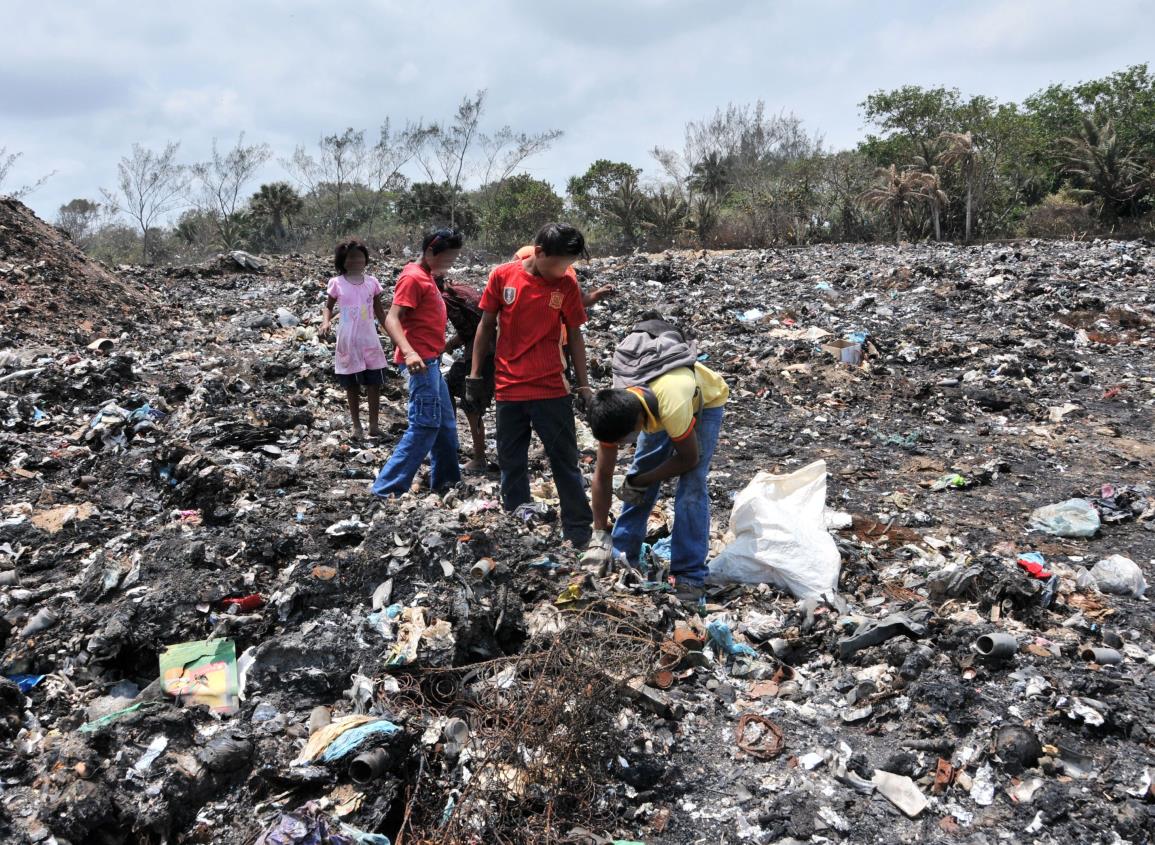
[821,340,863,366]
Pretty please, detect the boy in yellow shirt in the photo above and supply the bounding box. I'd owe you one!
[583,360,729,603]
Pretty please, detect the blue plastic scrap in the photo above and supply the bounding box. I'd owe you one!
[707,621,757,658]
[7,674,46,693]
[320,720,401,762]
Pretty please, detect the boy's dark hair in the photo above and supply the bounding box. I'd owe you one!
[335,239,370,272]
[587,389,641,443]
[534,223,589,259]
[422,227,464,255]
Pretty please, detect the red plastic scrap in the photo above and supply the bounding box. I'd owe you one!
[1016,556,1052,579]
[221,594,265,612]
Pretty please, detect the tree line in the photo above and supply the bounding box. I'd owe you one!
[5,64,1154,264]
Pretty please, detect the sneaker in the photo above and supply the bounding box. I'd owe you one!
[671,579,706,605]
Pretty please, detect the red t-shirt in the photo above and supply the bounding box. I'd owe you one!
[391,263,448,364]
[480,260,587,402]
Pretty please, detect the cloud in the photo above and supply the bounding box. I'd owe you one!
[4,0,1153,222]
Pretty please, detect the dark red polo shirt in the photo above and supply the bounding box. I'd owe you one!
[479,260,587,402]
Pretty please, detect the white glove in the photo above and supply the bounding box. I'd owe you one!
[581,530,614,568]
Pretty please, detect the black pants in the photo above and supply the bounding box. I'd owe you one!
[495,396,592,546]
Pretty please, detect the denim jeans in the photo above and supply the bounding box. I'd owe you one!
[495,396,592,546]
[371,360,461,497]
[611,406,724,585]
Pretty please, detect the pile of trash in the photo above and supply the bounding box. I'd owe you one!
[0,198,157,349]
[1,201,1154,844]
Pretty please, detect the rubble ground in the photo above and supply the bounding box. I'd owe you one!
[2,203,1154,844]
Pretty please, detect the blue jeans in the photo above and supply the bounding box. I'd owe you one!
[611,406,724,585]
[495,396,592,546]
[371,361,461,497]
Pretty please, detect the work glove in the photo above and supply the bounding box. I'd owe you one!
[580,529,614,569]
[574,385,594,415]
[464,376,485,406]
[615,474,650,507]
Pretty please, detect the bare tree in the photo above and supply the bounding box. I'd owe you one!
[192,134,271,250]
[101,142,188,263]
[283,129,369,235]
[416,90,562,227]
[56,198,106,246]
[0,147,55,199]
[416,92,486,226]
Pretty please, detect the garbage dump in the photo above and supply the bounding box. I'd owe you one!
[2,198,1154,842]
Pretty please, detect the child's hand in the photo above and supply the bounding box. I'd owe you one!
[403,350,427,374]
[319,320,331,339]
[590,285,616,304]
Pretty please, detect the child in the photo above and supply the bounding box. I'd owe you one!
[468,223,594,547]
[371,229,464,498]
[582,330,730,604]
[443,248,613,473]
[320,239,389,440]
[439,274,495,473]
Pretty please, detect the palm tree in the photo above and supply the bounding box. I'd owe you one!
[1058,117,1148,222]
[911,158,949,241]
[860,165,929,244]
[688,152,731,202]
[604,170,647,249]
[642,186,691,248]
[251,182,304,243]
[938,132,979,243]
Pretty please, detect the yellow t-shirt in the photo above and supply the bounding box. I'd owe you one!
[628,363,729,441]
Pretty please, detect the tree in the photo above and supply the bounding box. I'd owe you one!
[820,151,873,241]
[284,128,369,236]
[102,141,188,263]
[860,165,933,243]
[55,199,103,246]
[1058,117,1149,221]
[416,90,562,228]
[567,161,645,248]
[938,132,980,242]
[250,182,304,247]
[910,157,949,241]
[687,151,731,202]
[642,185,691,248]
[0,147,54,199]
[397,182,479,237]
[192,134,271,250]
[478,174,564,253]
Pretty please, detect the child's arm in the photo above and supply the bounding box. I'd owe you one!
[372,294,389,332]
[564,321,593,402]
[470,312,497,378]
[581,285,616,308]
[384,304,427,374]
[590,443,618,531]
[320,295,338,337]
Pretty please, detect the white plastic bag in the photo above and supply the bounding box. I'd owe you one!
[1079,555,1147,598]
[1028,498,1100,538]
[706,460,841,598]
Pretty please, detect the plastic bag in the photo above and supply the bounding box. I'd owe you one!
[1028,498,1100,538]
[706,460,841,598]
[1079,554,1147,598]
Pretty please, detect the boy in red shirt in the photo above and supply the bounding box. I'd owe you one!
[372,228,464,497]
[468,223,594,546]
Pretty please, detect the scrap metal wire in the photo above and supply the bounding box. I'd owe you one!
[392,607,663,845]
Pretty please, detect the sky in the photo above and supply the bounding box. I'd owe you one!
[2,0,1153,223]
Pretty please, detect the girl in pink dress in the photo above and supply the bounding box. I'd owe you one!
[319,239,390,439]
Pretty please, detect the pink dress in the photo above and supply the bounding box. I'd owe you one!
[326,274,390,374]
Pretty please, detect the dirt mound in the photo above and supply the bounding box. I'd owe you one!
[0,198,156,349]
